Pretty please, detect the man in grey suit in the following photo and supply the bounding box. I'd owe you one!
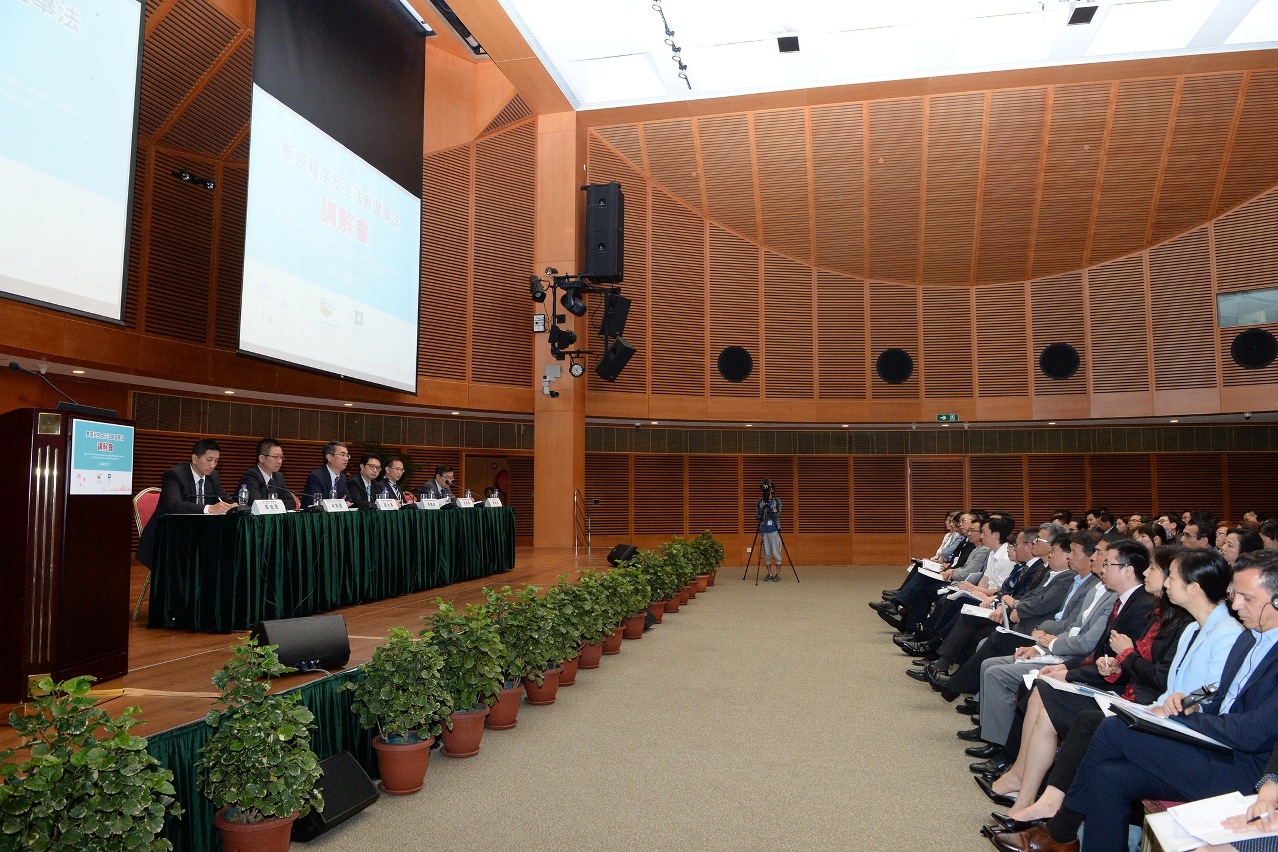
[976,537,1122,748]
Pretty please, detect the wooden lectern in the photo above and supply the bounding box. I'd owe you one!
[0,408,134,703]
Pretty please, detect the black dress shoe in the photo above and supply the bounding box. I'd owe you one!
[892,631,918,647]
[991,813,1048,832]
[878,610,904,630]
[901,640,934,656]
[966,742,1002,758]
[882,589,900,600]
[990,825,1078,852]
[971,712,981,725]
[975,774,1017,807]
[905,667,930,682]
[869,600,898,613]
[957,726,985,742]
[970,755,1009,774]
[912,654,940,665]
[958,698,980,714]
[927,669,959,702]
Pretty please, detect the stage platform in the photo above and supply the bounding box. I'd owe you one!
[0,546,613,750]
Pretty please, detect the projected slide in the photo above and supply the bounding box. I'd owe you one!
[0,0,140,321]
[240,86,421,393]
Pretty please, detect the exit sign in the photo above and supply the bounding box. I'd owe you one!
[936,413,959,422]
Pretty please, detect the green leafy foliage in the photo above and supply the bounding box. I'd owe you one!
[482,586,558,685]
[568,570,614,644]
[542,575,591,662]
[692,530,725,572]
[660,538,699,587]
[0,676,181,852]
[620,549,678,602]
[422,600,504,720]
[340,627,451,740]
[195,639,323,825]
[600,566,651,620]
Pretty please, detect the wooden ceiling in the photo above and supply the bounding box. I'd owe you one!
[587,67,1278,285]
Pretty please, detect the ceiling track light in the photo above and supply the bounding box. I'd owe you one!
[171,168,215,191]
[650,2,691,89]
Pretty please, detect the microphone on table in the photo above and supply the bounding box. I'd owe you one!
[8,362,117,418]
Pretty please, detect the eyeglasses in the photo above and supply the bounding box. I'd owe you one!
[265,453,284,460]
[332,451,350,459]
[1034,537,1049,545]
[1180,531,1205,540]
[1102,560,1128,569]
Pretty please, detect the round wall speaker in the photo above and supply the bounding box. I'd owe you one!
[717,346,754,383]
[1039,342,1081,380]
[1231,328,1278,370]
[875,348,914,385]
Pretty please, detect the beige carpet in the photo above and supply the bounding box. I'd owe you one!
[309,565,997,851]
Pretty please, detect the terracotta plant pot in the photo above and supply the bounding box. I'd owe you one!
[440,707,489,758]
[706,572,716,586]
[696,575,709,593]
[372,734,433,795]
[678,587,690,605]
[601,626,624,655]
[559,653,581,686]
[663,596,680,613]
[579,641,603,668]
[485,683,524,730]
[622,612,646,639]
[523,668,561,705]
[687,582,698,600]
[647,601,665,623]
[214,808,298,852]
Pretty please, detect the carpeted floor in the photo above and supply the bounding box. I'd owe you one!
[309,565,997,851]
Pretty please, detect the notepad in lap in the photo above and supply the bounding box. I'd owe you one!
[1110,705,1234,755]
[1168,792,1278,846]
[961,603,995,618]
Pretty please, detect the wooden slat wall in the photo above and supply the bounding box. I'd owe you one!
[584,453,630,536]
[650,190,706,396]
[922,287,974,399]
[816,272,867,399]
[853,457,908,534]
[708,227,761,398]
[688,456,741,537]
[763,254,814,399]
[633,454,685,535]
[1087,254,1150,394]
[506,456,534,539]
[796,457,850,534]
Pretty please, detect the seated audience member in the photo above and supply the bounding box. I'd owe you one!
[136,438,235,568]
[1130,522,1168,553]
[1157,513,1185,541]
[874,511,989,633]
[1241,510,1270,532]
[380,455,414,504]
[956,516,1018,600]
[1217,520,1233,550]
[934,531,1103,701]
[992,549,1278,852]
[302,441,352,507]
[1262,519,1278,550]
[986,547,1238,830]
[1222,527,1265,566]
[419,463,456,502]
[1128,513,1150,531]
[1180,517,1213,550]
[239,438,290,504]
[1094,511,1118,539]
[347,452,384,509]
[881,509,966,601]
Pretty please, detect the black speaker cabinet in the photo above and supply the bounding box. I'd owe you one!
[608,543,638,566]
[595,335,635,382]
[598,291,631,337]
[717,346,754,383]
[250,614,351,672]
[292,751,379,842]
[584,182,624,282]
[1039,342,1081,380]
[1231,328,1277,370]
[875,348,914,385]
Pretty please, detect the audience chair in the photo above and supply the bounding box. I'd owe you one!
[131,487,161,620]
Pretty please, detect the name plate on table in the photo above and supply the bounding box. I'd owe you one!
[374,498,400,511]
[484,497,502,507]
[455,497,475,508]
[418,498,446,510]
[251,499,286,515]
[321,498,349,512]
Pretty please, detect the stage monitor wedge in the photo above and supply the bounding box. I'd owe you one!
[0,0,143,322]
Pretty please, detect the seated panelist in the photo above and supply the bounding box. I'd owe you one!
[302,441,352,507]
[419,463,455,503]
[347,453,383,509]
[379,455,413,504]
[136,438,235,568]
[239,437,292,506]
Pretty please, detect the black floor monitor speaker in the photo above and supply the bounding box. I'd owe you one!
[584,182,624,282]
[1039,342,1081,380]
[1231,328,1277,370]
[594,335,635,382]
[608,543,638,566]
[875,348,914,385]
[598,291,631,337]
[717,346,753,382]
[250,614,351,672]
[292,751,379,842]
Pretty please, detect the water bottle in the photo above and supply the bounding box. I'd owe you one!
[329,485,337,500]
[238,483,248,509]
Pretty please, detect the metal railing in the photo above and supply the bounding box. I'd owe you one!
[573,489,591,551]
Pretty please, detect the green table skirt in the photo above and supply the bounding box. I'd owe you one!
[146,669,375,852]
[148,507,515,632]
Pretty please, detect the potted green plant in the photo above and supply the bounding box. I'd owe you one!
[573,570,612,668]
[481,586,526,730]
[597,568,631,654]
[615,566,653,639]
[196,638,322,852]
[662,539,697,604]
[543,574,591,685]
[628,549,676,622]
[340,626,450,794]
[423,600,504,757]
[693,530,725,585]
[0,676,182,852]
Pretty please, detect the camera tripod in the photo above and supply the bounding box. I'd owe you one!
[742,525,800,585]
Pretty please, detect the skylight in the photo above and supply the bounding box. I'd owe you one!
[498,0,1278,109]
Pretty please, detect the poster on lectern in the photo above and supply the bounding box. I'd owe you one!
[69,419,134,495]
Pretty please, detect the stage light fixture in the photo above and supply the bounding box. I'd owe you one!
[529,275,546,303]
[548,325,577,350]
[569,362,585,378]
[560,289,587,317]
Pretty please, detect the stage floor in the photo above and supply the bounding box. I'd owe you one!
[0,547,613,750]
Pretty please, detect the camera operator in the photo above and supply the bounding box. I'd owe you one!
[756,479,783,582]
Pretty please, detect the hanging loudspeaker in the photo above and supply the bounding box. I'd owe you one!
[594,335,635,382]
[598,292,631,338]
[583,182,624,283]
[1231,328,1278,370]
[1039,342,1081,380]
[875,348,913,385]
[717,346,753,383]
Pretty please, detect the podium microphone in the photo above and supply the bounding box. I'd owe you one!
[8,362,116,418]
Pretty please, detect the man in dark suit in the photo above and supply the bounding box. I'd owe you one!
[379,455,413,505]
[992,549,1278,852]
[302,441,352,508]
[136,438,235,568]
[419,463,455,503]
[347,452,383,509]
[239,438,292,505]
